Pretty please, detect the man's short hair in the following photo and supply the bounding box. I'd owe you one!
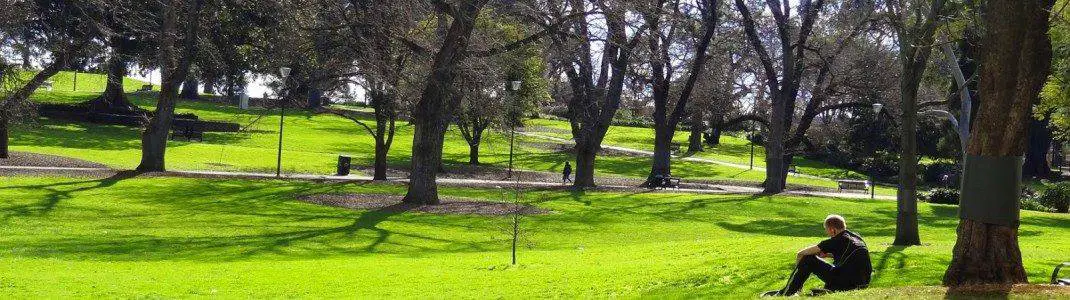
[824,214,847,230]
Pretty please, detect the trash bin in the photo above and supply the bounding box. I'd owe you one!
[337,155,351,176]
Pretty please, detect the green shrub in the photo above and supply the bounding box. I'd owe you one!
[923,188,959,205]
[922,162,960,187]
[1036,182,1070,213]
[1020,196,1053,213]
[860,152,899,178]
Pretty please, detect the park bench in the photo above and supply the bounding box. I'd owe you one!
[836,180,870,193]
[170,125,204,142]
[139,84,153,92]
[1054,262,1070,285]
[670,142,681,155]
[40,80,54,91]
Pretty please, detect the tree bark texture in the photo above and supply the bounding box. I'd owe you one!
[688,115,704,152]
[895,54,925,247]
[563,2,646,189]
[944,0,1054,286]
[735,0,828,193]
[0,116,8,159]
[705,114,723,146]
[137,0,201,172]
[373,137,389,180]
[402,0,487,205]
[892,0,946,247]
[89,37,137,113]
[645,0,718,185]
[180,76,199,99]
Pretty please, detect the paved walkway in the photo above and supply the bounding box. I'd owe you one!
[1,165,895,200]
[517,131,828,180]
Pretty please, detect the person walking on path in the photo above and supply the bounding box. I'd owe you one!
[562,161,573,184]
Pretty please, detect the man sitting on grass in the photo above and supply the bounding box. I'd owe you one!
[763,214,872,297]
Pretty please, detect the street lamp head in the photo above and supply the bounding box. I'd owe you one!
[509,80,522,91]
[279,67,292,78]
[872,103,884,115]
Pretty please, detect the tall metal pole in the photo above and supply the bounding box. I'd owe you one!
[749,121,755,170]
[275,67,291,177]
[73,71,77,91]
[870,173,875,200]
[750,142,755,170]
[506,80,521,178]
[508,127,515,177]
[276,97,285,177]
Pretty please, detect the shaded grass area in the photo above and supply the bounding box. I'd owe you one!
[0,176,1066,298]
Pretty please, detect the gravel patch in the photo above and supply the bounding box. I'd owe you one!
[0,152,108,168]
[521,125,570,135]
[297,193,550,216]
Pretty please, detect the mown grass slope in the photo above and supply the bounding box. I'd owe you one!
[0,176,1065,298]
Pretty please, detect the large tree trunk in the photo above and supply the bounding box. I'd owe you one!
[647,124,675,184]
[0,116,8,159]
[466,125,484,166]
[688,118,704,152]
[306,89,326,109]
[468,143,480,165]
[763,93,789,193]
[574,140,599,187]
[1023,117,1054,179]
[896,68,923,246]
[179,76,199,100]
[138,85,178,171]
[373,137,389,180]
[87,38,137,113]
[99,52,127,108]
[892,0,947,247]
[137,0,201,172]
[402,0,487,205]
[706,114,723,146]
[943,0,1054,286]
[202,74,216,94]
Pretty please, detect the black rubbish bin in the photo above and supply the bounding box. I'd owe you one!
[337,155,351,176]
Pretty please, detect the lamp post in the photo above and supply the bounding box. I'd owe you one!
[276,67,291,177]
[749,122,755,170]
[871,103,884,200]
[506,80,522,178]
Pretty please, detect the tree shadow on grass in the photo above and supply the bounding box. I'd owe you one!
[0,170,139,221]
[872,245,907,282]
[0,178,503,262]
[240,202,415,256]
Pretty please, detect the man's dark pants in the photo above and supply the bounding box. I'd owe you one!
[785,255,861,295]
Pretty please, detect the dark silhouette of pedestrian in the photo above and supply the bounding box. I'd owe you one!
[562,161,573,184]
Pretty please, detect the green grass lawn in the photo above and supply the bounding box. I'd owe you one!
[0,175,1066,298]
[523,118,896,194]
[524,118,870,180]
[11,71,871,191]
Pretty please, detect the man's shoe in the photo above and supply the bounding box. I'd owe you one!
[760,290,793,297]
[809,288,832,296]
